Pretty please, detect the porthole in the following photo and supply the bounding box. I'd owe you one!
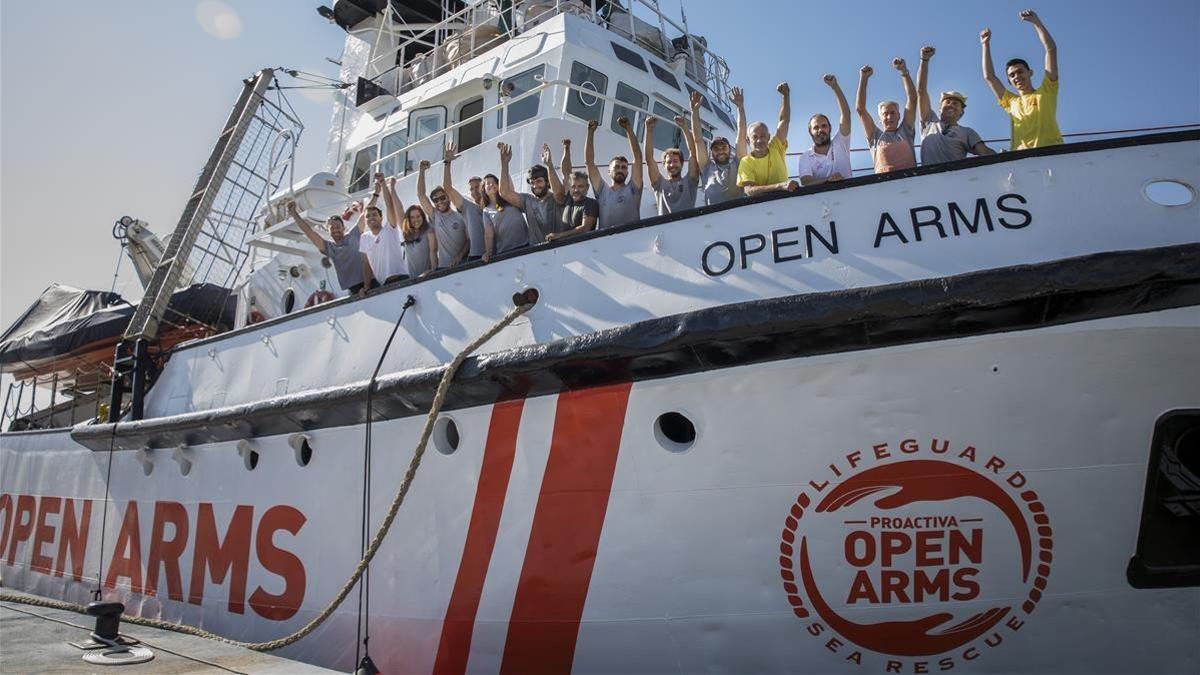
[244,449,259,471]
[288,433,313,467]
[282,288,296,314]
[1143,180,1195,207]
[434,416,461,455]
[654,411,696,453]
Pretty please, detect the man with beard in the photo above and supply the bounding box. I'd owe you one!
[917,46,994,164]
[363,172,408,285]
[545,170,599,242]
[798,74,853,186]
[499,142,566,242]
[856,60,918,173]
[584,115,643,229]
[287,199,370,296]
[440,142,488,262]
[644,106,700,215]
[696,87,747,206]
[737,83,798,196]
[417,157,470,269]
[981,9,1061,149]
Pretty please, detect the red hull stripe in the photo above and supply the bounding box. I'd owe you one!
[433,400,526,675]
[499,383,634,675]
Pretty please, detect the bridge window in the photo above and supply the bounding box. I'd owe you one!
[610,42,647,71]
[457,98,484,151]
[499,65,545,128]
[1127,410,1200,588]
[649,61,680,91]
[566,62,608,123]
[348,145,377,193]
[651,100,688,159]
[379,128,408,177]
[610,82,648,140]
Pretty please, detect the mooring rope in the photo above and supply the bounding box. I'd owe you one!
[0,299,536,652]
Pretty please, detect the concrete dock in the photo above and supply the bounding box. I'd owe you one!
[1,593,339,674]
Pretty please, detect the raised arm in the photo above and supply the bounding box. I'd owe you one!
[376,174,398,227]
[560,138,574,184]
[916,46,935,121]
[689,91,708,170]
[823,74,851,138]
[893,58,917,129]
[416,160,436,220]
[775,82,791,144]
[730,86,748,159]
[980,28,1008,101]
[497,142,524,207]
[442,142,465,210]
[286,201,328,251]
[541,143,566,204]
[1021,9,1057,81]
[584,120,603,193]
[855,65,878,138]
[643,116,662,186]
[677,113,701,181]
[619,115,643,190]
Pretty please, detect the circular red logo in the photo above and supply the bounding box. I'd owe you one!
[779,440,1052,669]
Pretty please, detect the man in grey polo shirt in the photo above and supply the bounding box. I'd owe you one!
[697,87,747,206]
[583,116,643,229]
[418,158,470,269]
[499,142,566,243]
[644,111,699,215]
[916,45,995,165]
[442,142,487,262]
[288,199,370,296]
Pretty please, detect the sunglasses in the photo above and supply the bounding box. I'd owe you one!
[432,195,448,203]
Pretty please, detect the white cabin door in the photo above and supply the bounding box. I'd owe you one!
[407,106,447,170]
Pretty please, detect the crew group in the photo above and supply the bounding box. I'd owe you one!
[291,9,1061,296]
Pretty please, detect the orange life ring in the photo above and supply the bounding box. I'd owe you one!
[305,289,336,308]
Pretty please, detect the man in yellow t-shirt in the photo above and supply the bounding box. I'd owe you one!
[737,82,800,196]
[980,9,1062,150]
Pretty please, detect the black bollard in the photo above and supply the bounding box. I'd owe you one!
[85,601,125,643]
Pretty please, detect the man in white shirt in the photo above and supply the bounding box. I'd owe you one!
[361,173,408,286]
[798,74,853,186]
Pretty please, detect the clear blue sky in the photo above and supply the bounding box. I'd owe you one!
[2,0,1198,334]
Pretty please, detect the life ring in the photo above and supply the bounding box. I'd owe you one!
[305,289,336,308]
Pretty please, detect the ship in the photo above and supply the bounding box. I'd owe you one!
[2,1,1199,673]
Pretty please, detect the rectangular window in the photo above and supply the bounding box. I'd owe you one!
[348,145,378,192]
[610,82,648,140]
[499,65,545,128]
[457,98,484,151]
[652,100,687,159]
[379,128,407,177]
[649,61,680,90]
[610,41,648,71]
[566,62,608,123]
[408,106,447,171]
[1127,410,1200,588]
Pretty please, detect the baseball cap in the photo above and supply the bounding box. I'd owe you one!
[710,135,731,148]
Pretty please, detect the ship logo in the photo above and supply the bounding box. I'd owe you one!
[778,441,1052,670]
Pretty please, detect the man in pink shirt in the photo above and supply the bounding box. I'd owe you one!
[855,59,918,173]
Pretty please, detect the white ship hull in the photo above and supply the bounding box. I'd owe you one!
[4,134,1199,673]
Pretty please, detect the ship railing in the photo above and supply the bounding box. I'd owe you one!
[1,366,113,432]
[361,0,733,112]
[369,76,703,177]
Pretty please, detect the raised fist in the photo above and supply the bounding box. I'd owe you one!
[860,65,874,77]
[920,45,935,60]
[1019,9,1040,23]
[822,74,837,86]
[617,116,631,130]
[776,82,790,96]
[419,159,431,171]
[385,177,396,188]
[540,143,552,164]
[644,116,657,131]
[562,138,572,148]
[348,201,363,213]
[689,90,703,109]
[892,57,907,73]
[373,171,385,184]
[980,28,991,43]
[587,119,599,132]
[729,86,744,107]
[286,201,299,215]
[672,115,686,128]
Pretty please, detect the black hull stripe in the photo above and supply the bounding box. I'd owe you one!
[69,243,1200,451]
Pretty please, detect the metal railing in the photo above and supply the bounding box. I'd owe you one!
[2,367,113,432]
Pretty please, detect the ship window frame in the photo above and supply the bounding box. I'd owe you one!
[407,105,448,173]
[456,97,485,152]
[498,64,546,129]
[379,127,408,177]
[610,41,648,72]
[649,61,680,91]
[611,82,649,141]
[566,61,609,124]
[347,144,378,193]
[1127,409,1200,588]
